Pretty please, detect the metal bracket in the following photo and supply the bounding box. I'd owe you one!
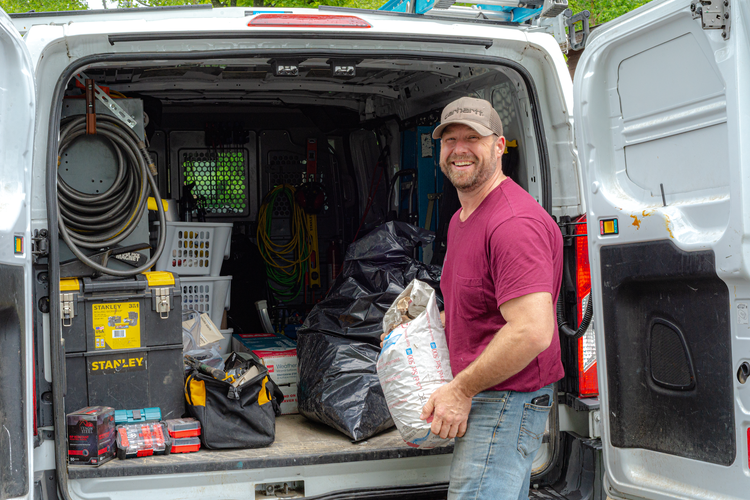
[588,409,601,439]
[153,288,171,319]
[564,8,590,51]
[32,229,49,262]
[60,293,76,327]
[692,0,730,40]
[74,73,137,129]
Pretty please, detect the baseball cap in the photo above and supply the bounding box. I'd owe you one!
[432,97,503,139]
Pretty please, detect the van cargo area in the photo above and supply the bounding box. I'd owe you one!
[36,52,590,499]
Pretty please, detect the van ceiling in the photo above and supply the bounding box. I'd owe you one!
[78,58,515,120]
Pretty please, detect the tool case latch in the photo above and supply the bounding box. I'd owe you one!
[153,288,171,319]
[60,293,77,327]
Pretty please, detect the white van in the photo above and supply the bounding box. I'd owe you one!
[0,0,744,499]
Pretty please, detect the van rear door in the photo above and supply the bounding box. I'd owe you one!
[574,0,748,498]
[0,7,36,500]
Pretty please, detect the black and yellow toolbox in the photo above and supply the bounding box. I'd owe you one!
[62,272,185,419]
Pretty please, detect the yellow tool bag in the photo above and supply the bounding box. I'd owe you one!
[184,355,283,449]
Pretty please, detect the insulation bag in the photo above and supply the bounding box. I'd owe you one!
[377,279,453,449]
[184,355,283,450]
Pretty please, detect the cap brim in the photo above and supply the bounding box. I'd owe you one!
[432,120,495,139]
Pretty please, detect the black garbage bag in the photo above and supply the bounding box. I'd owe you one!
[297,333,393,442]
[299,221,442,346]
[297,221,442,441]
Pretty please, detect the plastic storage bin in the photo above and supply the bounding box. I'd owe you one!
[165,418,201,438]
[155,222,232,276]
[180,276,232,328]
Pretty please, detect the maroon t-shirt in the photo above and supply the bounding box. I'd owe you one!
[442,178,564,393]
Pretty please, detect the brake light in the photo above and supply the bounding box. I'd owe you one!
[576,214,598,397]
[248,14,372,28]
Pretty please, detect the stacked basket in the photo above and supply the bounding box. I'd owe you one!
[155,222,234,353]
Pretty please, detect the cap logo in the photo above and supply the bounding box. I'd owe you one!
[446,107,484,118]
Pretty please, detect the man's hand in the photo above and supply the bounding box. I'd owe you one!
[380,331,387,348]
[420,380,472,439]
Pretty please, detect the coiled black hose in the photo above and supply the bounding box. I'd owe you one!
[57,114,166,277]
[557,290,593,339]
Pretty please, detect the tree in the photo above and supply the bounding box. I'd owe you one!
[568,0,651,26]
[1,0,87,12]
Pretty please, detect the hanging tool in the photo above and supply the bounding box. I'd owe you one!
[85,79,96,135]
[184,355,237,384]
[305,138,321,289]
[386,169,418,225]
[424,193,442,231]
[74,72,137,129]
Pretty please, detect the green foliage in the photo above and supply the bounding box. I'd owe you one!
[1,0,88,13]
[568,0,651,26]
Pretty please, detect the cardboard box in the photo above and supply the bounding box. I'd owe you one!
[67,406,116,466]
[232,333,297,385]
[182,313,224,347]
[279,383,298,415]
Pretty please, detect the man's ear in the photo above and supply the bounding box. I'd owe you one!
[496,135,507,159]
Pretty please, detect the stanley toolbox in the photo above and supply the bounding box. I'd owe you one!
[62,272,185,418]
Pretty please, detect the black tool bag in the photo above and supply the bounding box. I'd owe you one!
[184,356,284,450]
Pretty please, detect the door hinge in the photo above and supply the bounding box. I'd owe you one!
[60,293,76,327]
[692,0,730,40]
[153,288,171,319]
[32,229,49,262]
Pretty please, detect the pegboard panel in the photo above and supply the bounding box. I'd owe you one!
[169,131,258,220]
[180,150,249,215]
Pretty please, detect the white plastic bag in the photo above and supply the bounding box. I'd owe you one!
[182,310,224,371]
[377,279,453,449]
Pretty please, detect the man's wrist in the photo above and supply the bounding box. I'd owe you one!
[453,373,478,399]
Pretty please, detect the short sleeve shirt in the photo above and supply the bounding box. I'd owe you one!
[442,178,565,393]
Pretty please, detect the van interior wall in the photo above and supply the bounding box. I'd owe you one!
[64,60,535,328]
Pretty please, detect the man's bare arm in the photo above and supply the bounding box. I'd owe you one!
[452,291,555,397]
[421,291,555,439]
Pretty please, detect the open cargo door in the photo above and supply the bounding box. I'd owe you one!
[574,0,748,498]
[0,7,36,500]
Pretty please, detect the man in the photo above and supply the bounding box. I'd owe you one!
[418,97,564,499]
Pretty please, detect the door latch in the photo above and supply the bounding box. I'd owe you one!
[692,0,730,40]
[153,288,171,319]
[60,293,76,327]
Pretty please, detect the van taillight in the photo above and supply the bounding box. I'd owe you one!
[576,215,598,397]
[248,14,372,28]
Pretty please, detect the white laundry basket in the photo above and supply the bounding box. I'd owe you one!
[180,276,232,328]
[155,222,232,276]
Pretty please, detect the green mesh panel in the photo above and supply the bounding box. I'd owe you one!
[181,150,249,215]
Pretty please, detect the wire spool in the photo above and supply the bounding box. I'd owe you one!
[257,185,311,301]
[57,114,166,277]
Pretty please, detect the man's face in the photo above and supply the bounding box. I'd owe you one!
[439,124,503,192]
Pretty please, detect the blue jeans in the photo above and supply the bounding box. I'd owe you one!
[448,384,554,500]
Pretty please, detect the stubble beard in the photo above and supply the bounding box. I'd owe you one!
[440,154,498,193]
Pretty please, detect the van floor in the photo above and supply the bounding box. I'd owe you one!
[68,414,454,479]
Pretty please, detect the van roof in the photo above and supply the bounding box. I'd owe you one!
[9,4,550,37]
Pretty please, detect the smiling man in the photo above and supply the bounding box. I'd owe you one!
[427,97,564,499]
